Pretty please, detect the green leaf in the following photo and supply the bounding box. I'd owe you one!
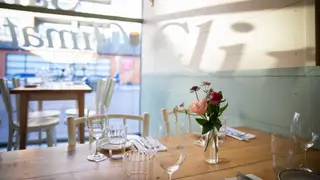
[209,115,217,123]
[214,119,222,131]
[219,103,228,116]
[202,122,212,134]
[218,91,223,99]
[195,118,208,125]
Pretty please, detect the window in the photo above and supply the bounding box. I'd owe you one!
[0,0,142,145]
[0,0,142,18]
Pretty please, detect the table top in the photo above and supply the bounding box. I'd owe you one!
[10,82,92,94]
[0,127,319,180]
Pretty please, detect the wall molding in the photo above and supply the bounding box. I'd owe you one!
[142,67,320,78]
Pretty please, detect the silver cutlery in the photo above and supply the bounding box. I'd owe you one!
[228,131,249,141]
[134,139,149,150]
[236,172,253,180]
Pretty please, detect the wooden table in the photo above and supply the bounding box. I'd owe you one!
[10,83,92,150]
[0,127,319,180]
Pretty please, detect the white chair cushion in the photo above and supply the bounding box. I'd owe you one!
[28,110,60,118]
[14,117,60,129]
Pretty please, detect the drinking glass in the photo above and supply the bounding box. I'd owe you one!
[217,117,227,145]
[35,66,49,86]
[63,65,74,82]
[271,134,295,172]
[106,125,127,160]
[86,114,107,162]
[124,150,155,180]
[290,112,319,172]
[193,125,205,146]
[154,121,187,180]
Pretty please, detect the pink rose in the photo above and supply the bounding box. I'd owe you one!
[190,99,207,115]
[209,92,222,105]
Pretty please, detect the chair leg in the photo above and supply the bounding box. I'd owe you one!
[45,128,54,147]
[14,132,19,150]
[38,130,42,145]
[53,128,57,146]
[7,128,14,151]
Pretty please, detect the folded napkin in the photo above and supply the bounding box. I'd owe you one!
[145,136,167,152]
[226,127,256,141]
[127,135,167,152]
[225,174,262,180]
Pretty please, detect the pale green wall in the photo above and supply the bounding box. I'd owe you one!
[141,67,320,147]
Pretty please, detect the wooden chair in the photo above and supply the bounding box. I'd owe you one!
[0,78,59,151]
[65,78,116,117]
[12,78,60,145]
[67,115,105,146]
[161,108,192,136]
[67,113,150,146]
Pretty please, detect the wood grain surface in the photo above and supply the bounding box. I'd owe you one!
[0,127,319,180]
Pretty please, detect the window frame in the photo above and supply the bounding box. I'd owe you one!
[0,2,143,23]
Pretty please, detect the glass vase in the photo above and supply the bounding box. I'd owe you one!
[204,128,219,164]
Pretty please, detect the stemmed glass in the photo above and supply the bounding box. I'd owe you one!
[290,112,319,172]
[154,121,187,180]
[86,105,108,162]
[193,125,205,146]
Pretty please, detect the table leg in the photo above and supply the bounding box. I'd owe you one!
[38,101,43,111]
[77,94,85,144]
[19,94,29,149]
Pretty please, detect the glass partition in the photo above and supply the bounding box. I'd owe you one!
[0,5,142,145]
[0,0,142,19]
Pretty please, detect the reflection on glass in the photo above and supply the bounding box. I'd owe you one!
[290,112,319,172]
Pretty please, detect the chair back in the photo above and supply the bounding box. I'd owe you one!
[94,78,115,111]
[161,108,192,136]
[0,78,15,129]
[107,113,150,137]
[11,78,21,113]
[103,78,116,111]
[67,113,150,146]
[67,114,107,146]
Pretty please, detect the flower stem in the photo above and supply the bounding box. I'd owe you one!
[195,91,200,101]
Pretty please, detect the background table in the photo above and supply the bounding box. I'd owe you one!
[10,83,92,149]
[0,127,319,179]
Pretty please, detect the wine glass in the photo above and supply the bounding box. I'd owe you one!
[154,121,187,180]
[86,111,107,162]
[290,112,319,172]
[193,125,205,146]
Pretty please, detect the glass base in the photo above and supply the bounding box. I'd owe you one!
[194,139,205,147]
[204,158,219,164]
[299,166,313,172]
[126,172,149,180]
[87,153,107,162]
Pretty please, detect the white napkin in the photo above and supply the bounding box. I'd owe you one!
[127,135,167,152]
[226,127,256,141]
[145,136,167,152]
[225,174,262,180]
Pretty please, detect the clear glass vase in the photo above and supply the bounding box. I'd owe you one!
[204,129,219,164]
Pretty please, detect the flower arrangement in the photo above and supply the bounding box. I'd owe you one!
[178,81,228,152]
